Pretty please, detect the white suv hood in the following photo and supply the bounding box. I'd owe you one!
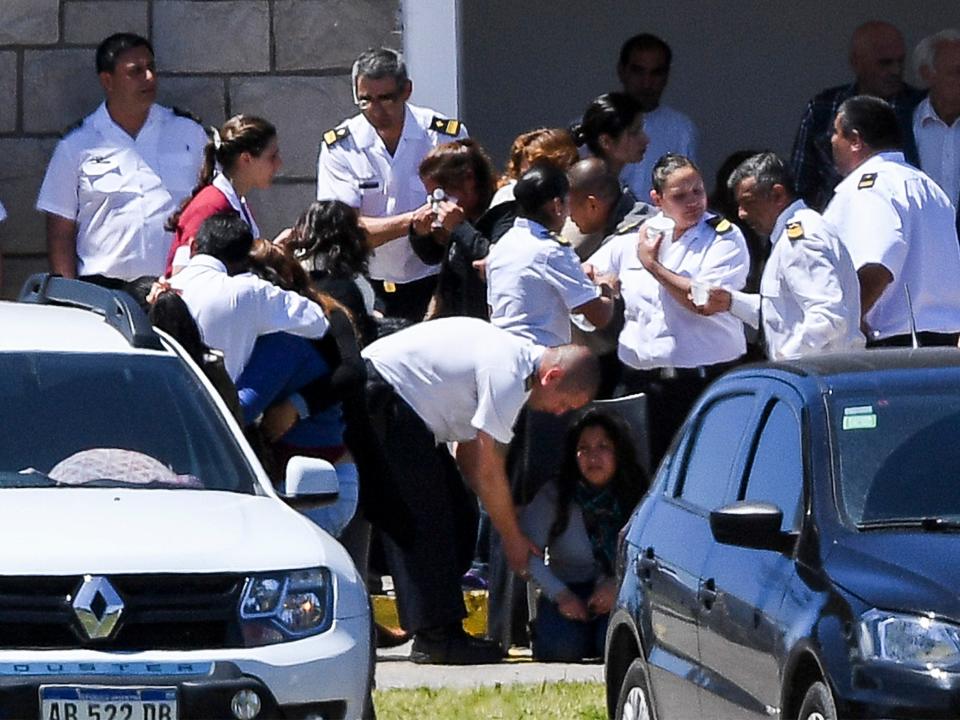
[0,488,333,575]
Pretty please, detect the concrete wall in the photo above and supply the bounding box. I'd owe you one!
[0,0,400,298]
[458,1,958,186]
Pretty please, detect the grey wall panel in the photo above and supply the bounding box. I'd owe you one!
[459,0,959,189]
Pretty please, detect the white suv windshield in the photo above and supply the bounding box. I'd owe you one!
[0,352,256,493]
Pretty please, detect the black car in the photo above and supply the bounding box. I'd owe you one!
[606,350,960,720]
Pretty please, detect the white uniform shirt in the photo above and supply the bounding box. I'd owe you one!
[169,254,329,380]
[36,102,207,280]
[913,97,960,208]
[728,199,865,360]
[824,151,960,340]
[620,104,699,199]
[588,213,748,369]
[316,103,468,284]
[486,217,600,347]
[363,317,543,445]
[212,172,260,239]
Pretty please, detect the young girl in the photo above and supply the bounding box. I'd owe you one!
[165,114,280,275]
[521,409,648,662]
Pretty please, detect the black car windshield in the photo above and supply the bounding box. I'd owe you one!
[828,389,960,527]
[0,352,256,493]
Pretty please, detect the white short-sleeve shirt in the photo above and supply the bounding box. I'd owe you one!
[729,199,865,359]
[589,212,748,369]
[36,102,207,280]
[362,317,543,445]
[823,151,960,340]
[316,103,467,284]
[620,104,699,200]
[169,254,329,380]
[486,217,600,347]
[913,97,960,208]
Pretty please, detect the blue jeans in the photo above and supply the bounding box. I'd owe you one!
[531,581,609,662]
[302,462,359,538]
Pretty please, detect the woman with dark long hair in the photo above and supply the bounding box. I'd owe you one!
[572,92,649,179]
[283,199,377,345]
[520,409,647,662]
[165,114,280,275]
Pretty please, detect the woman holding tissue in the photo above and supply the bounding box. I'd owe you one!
[586,153,749,466]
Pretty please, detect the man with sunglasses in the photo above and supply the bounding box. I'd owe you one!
[317,47,467,322]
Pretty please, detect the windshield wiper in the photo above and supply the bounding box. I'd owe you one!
[858,517,960,532]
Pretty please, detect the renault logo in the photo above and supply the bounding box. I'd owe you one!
[72,576,123,640]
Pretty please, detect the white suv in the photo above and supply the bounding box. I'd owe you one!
[0,275,372,720]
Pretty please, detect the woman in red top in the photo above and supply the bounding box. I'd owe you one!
[165,114,281,275]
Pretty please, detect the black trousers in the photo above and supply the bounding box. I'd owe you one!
[867,331,960,348]
[370,274,438,323]
[619,360,739,470]
[363,361,478,633]
[487,408,571,649]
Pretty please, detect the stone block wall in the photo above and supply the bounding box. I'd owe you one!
[0,0,401,298]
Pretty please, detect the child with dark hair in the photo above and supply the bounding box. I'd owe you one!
[520,409,648,662]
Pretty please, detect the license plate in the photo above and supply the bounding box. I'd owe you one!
[40,686,177,720]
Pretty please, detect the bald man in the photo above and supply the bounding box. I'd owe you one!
[565,158,654,261]
[790,21,923,211]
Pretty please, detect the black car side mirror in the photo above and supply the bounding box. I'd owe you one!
[710,501,791,552]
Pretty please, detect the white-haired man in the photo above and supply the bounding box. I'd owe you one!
[912,29,960,231]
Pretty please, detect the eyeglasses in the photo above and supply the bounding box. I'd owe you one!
[355,92,403,110]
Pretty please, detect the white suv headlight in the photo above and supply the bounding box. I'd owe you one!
[240,568,333,645]
[859,609,960,668]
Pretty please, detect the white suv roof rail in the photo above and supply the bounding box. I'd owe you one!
[18,274,164,351]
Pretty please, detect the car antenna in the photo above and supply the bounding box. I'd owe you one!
[904,284,919,349]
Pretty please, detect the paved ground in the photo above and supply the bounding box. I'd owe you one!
[375,641,605,689]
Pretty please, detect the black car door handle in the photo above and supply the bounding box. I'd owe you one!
[636,547,657,581]
[699,578,717,609]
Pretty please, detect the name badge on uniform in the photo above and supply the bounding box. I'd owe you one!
[358,179,380,190]
[383,281,397,293]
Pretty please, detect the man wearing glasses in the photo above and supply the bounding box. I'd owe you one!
[317,47,467,322]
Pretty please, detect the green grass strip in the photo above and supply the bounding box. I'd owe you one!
[373,680,605,719]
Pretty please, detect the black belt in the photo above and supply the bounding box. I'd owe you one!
[623,359,740,383]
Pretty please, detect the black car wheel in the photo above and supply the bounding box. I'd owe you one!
[797,681,837,720]
[615,658,653,720]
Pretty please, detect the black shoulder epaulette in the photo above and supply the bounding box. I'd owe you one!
[707,216,734,233]
[322,126,350,147]
[785,221,805,241]
[858,173,877,190]
[430,116,462,136]
[172,106,203,125]
[60,117,85,138]
[614,218,644,236]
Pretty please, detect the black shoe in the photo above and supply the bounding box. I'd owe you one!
[410,625,503,665]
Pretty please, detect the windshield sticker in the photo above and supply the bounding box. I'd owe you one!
[843,405,877,430]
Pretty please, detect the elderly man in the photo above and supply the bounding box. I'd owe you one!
[824,95,960,347]
[36,33,207,289]
[362,318,599,663]
[912,29,960,229]
[791,21,923,211]
[616,33,698,199]
[316,47,467,321]
[698,152,864,359]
